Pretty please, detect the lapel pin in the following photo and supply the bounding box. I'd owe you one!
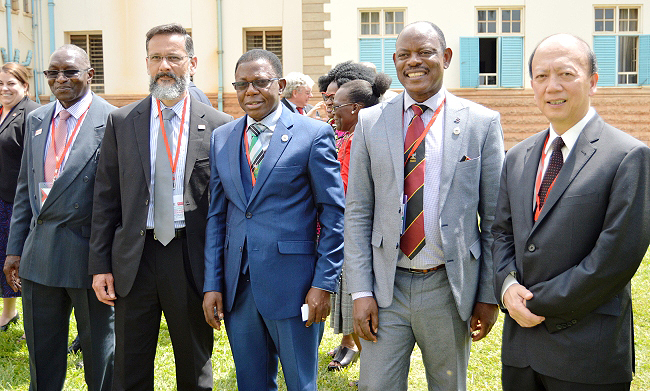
[281,134,289,142]
[12,113,17,117]
[453,127,461,135]
[198,124,206,131]
[454,117,460,124]
[35,129,42,136]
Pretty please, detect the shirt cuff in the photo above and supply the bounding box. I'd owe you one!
[351,291,373,301]
[501,273,518,307]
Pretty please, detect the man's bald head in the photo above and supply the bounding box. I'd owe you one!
[529,34,597,78]
[51,44,91,69]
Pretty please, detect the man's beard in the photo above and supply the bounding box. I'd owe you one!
[149,71,190,101]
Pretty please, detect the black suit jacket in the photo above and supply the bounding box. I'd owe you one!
[0,97,41,202]
[89,95,233,296]
[492,115,650,384]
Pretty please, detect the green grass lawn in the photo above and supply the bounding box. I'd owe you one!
[1,250,649,390]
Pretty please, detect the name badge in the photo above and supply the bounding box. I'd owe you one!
[39,182,53,208]
[173,194,184,222]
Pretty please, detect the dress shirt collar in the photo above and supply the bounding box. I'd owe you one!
[55,90,93,120]
[151,93,190,119]
[246,102,283,132]
[285,98,299,112]
[545,107,596,155]
[403,86,446,114]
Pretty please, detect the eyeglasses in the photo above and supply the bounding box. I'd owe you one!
[147,55,190,64]
[322,92,335,102]
[333,102,356,111]
[43,69,91,79]
[232,78,280,91]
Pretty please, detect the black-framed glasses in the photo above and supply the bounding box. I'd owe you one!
[147,55,190,64]
[232,78,280,91]
[333,102,356,111]
[322,92,335,102]
[43,68,91,79]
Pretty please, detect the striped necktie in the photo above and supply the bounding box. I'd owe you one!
[400,104,428,259]
[538,136,565,210]
[248,122,267,179]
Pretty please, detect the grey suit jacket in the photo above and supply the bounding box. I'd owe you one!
[345,91,504,321]
[6,94,115,289]
[492,114,650,384]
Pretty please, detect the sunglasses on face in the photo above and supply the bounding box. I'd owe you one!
[232,78,280,91]
[43,69,91,79]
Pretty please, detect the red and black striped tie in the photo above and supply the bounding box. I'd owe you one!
[400,104,428,259]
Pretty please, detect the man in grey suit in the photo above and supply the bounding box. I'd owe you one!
[3,44,115,390]
[493,34,650,390]
[345,21,504,390]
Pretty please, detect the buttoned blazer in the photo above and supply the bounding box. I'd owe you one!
[6,94,115,288]
[344,92,504,321]
[0,97,41,202]
[203,108,345,320]
[492,114,650,384]
[89,96,233,297]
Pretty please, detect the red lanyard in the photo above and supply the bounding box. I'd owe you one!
[156,96,188,187]
[243,125,257,186]
[534,133,560,220]
[403,99,445,166]
[51,107,90,180]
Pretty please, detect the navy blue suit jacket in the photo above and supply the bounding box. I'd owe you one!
[204,107,345,320]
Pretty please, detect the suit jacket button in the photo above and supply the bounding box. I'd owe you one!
[83,176,89,183]
[239,246,243,252]
[556,324,563,330]
[571,319,577,324]
[246,212,252,219]
[37,219,43,225]
[527,244,536,252]
[74,203,79,209]
[145,199,149,206]
[140,230,145,236]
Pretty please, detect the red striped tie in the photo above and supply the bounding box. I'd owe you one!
[400,104,427,259]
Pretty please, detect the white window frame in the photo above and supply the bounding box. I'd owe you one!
[594,5,642,85]
[358,9,406,38]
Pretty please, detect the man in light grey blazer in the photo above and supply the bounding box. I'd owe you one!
[493,34,650,391]
[4,45,115,391]
[345,21,504,390]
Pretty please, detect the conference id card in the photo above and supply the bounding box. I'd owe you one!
[173,194,184,222]
[39,182,53,208]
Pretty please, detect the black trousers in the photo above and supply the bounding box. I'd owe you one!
[112,232,213,391]
[503,365,630,391]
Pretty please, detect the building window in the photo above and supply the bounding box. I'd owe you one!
[460,7,524,88]
[358,9,405,89]
[22,0,29,13]
[11,0,19,11]
[245,30,282,64]
[593,6,648,86]
[69,34,105,93]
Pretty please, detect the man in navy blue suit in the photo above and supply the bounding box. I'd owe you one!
[202,49,345,391]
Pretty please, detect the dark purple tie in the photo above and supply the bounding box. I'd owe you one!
[538,137,565,209]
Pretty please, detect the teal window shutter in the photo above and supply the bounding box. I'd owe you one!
[460,37,479,88]
[499,36,523,87]
[638,35,650,85]
[593,36,617,87]
[359,38,383,75]
[382,38,402,88]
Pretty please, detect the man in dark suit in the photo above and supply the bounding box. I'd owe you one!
[89,24,232,390]
[280,71,314,115]
[202,49,345,390]
[4,44,115,391]
[493,34,650,390]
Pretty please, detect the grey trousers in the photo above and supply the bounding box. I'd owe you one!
[358,268,470,391]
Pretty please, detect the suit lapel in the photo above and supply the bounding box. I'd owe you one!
[227,117,248,207]
[184,96,207,190]
[531,117,600,232]
[438,94,469,209]
[0,100,24,137]
[133,97,153,186]
[41,97,104,211]
[522,131,547,229]
[248,110,293,205]
[382,94,405,193]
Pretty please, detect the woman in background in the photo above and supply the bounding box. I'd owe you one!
[0,63,40,331]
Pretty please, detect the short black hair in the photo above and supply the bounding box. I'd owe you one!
[146,23,194,57]
[398,21,447,51]
[317,61,378,92]
[235,49,283,77]
[528,34,597,78]
[340,76,391,108]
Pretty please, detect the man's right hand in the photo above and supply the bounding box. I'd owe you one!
[503,283,545,327]
[353,296,379,342]
[203,291,224,330]
[3,255,21,292]
[92,273,117,306]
